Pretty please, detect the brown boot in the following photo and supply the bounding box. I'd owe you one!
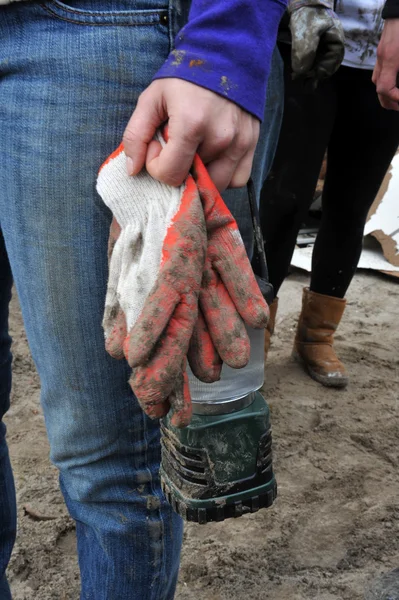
[264,298,278,360]
[293,288,348,388]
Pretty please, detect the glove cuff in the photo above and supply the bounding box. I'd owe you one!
[97,146,183,229]
[288,0,334,13]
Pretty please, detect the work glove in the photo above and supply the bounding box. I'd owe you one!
[190,154,269,372]
[101,213,194,426]
[97,138,206,427]
[128,150,270,410]
[97,134,269,427]
[288,0,345,82]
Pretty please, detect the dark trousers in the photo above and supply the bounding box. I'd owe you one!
[261,42,399,298]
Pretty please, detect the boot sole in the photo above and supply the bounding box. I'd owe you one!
[292,350,349,389]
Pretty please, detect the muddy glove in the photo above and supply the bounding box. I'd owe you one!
[129,153,270,399]
[98,135,269,426]
[97,141,206,426]
[191,154,269,371]
[289,0,345,81]
[187,309,223,383]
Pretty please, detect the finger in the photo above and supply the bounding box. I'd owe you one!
[125,281,180,367]
[215,245,270,329]
[197,127,236,166]
[145,138,163,165]
[122,87,166,176]
[202,121,257,191]
[378,94,399,110]
[291,31,320,76]
[104,307,127,360]
[205,137,256,191]
[228,147,256,189]
[200,266,250,368]
[169,363,192,428]
[375,65,399,103]
[129,371,170,421]
[146,116,202,187]
[129,294,198,406]
[314,33,345,79]
[372,62,380,86]
[188,309,223,383]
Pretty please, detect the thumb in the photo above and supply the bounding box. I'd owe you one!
[145,114,200,187]
[376,64,399,101]
[122,84,166,176]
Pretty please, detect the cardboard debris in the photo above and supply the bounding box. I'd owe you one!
[292,148,399,277]
[292,238,399,277]
[364,150,399,266]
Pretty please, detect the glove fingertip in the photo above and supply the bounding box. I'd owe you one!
[124,335,152,368]
[145,402,170,421]
[170,405,192,428]
[221,340,250,369]
[105,338,125,360]
[190,363,222,384]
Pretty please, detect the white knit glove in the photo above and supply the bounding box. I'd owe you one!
[96,136,207,427]
[97,144,185,337]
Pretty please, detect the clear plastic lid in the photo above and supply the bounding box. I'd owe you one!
[187,327,265,404]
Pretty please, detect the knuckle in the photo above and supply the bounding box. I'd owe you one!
[122,130,138,146]
[376,82,390,95]
[155,168,186,187]
[165,174,186,187]
[181,114,206,139]
[234,130,254,155]
[210,128,235,153]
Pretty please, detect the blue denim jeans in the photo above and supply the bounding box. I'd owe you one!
[0,2,283,598]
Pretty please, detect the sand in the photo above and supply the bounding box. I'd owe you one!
[5,270,399,600]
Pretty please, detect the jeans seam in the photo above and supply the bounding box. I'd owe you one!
[167,2,174,53]
[141,411,166,600]
[41,0,168,17]
[39,3,168,26]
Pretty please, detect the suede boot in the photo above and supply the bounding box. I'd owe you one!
[264,297,278,361]
[293,287,348,388]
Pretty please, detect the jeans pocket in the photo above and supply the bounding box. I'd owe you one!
[40,0,170,28]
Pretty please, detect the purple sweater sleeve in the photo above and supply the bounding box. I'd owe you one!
[153,0,287,121]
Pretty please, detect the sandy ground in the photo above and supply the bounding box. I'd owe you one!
[4,269,399,600]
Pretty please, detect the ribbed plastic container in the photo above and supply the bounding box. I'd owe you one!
[187,327,265,404]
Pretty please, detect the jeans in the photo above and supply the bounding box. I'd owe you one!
[0,2,283,598]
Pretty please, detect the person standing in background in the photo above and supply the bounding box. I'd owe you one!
[260,0,399,388]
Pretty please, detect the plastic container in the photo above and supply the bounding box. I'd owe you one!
[187,327,265,406]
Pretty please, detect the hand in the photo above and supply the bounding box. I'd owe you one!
[122,79,260,192]
[372,18,399,110]
[289,6,345,80]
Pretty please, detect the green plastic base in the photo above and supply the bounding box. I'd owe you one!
[162,471,277,524]
[160,391,277,523]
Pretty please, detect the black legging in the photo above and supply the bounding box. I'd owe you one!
[261,42,399,299]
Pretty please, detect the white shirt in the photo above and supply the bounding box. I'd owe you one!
[336,0,385,69]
